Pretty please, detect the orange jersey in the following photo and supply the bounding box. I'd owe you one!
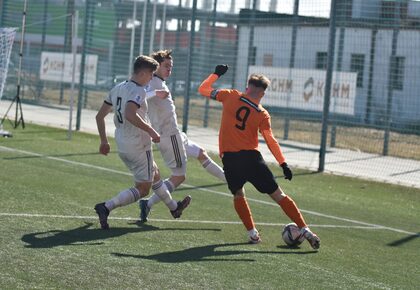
[198,74,286,164]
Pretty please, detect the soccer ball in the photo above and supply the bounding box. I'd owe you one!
[282,223,305,247]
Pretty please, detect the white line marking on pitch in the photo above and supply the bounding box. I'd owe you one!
[0,145,417,236]
[0,212,389,230]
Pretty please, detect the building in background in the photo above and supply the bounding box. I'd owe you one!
[235,1,420,129]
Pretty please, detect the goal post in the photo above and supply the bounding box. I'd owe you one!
[0,27,17,137]
[0,27,16,102]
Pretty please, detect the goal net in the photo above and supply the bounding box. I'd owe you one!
[0,27,17,101]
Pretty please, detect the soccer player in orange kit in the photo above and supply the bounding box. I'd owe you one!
[198,65,320,249]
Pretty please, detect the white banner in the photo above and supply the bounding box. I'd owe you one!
[249,66,357,115]
[40,52,97,85]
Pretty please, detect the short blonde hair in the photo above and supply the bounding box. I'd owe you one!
[247,74,270,90]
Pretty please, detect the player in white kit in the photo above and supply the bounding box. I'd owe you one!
[138,49,225,222]
[93,55,191,229]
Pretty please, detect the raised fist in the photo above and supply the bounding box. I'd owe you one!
[214,64,228,77]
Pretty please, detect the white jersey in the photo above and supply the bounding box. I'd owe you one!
[105,80,151,152]
[146,75,179,137]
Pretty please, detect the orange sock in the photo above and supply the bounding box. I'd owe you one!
[278,195,307,228]
[234,196,255,231]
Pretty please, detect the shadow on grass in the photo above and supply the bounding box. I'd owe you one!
[21,222,221,248]
[112,242,318,263]
[387,232,420,247]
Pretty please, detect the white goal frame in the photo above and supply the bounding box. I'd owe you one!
[0,27,17,102]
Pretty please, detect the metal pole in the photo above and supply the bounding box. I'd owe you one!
[14,0,27,129]
[159,0,168,49]
[182,0,197,133]
[284,0,299,140]
[318,0,337,172]
[139,0,148,55]
[68,10,78,140]
[128,1,137,77]
[203,0,217,128]
[171,0,182,95]
[383,5,400,156]
[246,0,257,80]
[330,26,345,147]
[76,0,93,130]
[0,0,6,27]
[36,0,48,101]
[16,0,27,95]
[59,0,74,105]
[149,0,157,54]
[83,3,95,109]
[365,28,377,124]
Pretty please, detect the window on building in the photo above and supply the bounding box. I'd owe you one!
[316,52,328,70]
[391,56,405,90]
[350,54,365,88]
[263,54,273,66]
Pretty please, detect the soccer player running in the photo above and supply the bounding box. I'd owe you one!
[198,65,320,249]
[94,55,191,230]
[138,49,225,222]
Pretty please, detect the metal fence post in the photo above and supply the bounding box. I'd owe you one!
[59,0,75,105]
[0,0,6,27]
[318,0,337,172]
[182,0,197,133]
[203,0,217,128]
[171,0,182,95]
[284,0,299,140]
[365,28,378,124]
[246,0,257,80]
[330,26,345,147]
[383,3,400,156]
[76,0,93,131]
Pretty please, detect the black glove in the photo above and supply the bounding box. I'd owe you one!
[280,162,293,181]
[214,64,228,77]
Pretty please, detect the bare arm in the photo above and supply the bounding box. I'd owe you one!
[96,102,113,155]
[125,102,160,143]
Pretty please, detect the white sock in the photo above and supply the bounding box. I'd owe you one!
[164,179,175,193]
[301,226,312,237]
[147,179,176,208]
[152,180,177,211]
[248,228,259,238]
[147,193,161,208]
[105,188,140,211]
[202,158,226,182]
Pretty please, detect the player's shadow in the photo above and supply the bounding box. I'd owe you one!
[112,242,317,263]
[387,232,420,247]
[21,222,221,248]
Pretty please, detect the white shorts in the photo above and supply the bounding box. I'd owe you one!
[118,149,154,183]
[181,132,202,158]
[158,133,187,176]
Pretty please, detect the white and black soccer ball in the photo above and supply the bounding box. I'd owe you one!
[282,223,305,247]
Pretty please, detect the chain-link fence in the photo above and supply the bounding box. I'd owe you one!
[1,0,419,170]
